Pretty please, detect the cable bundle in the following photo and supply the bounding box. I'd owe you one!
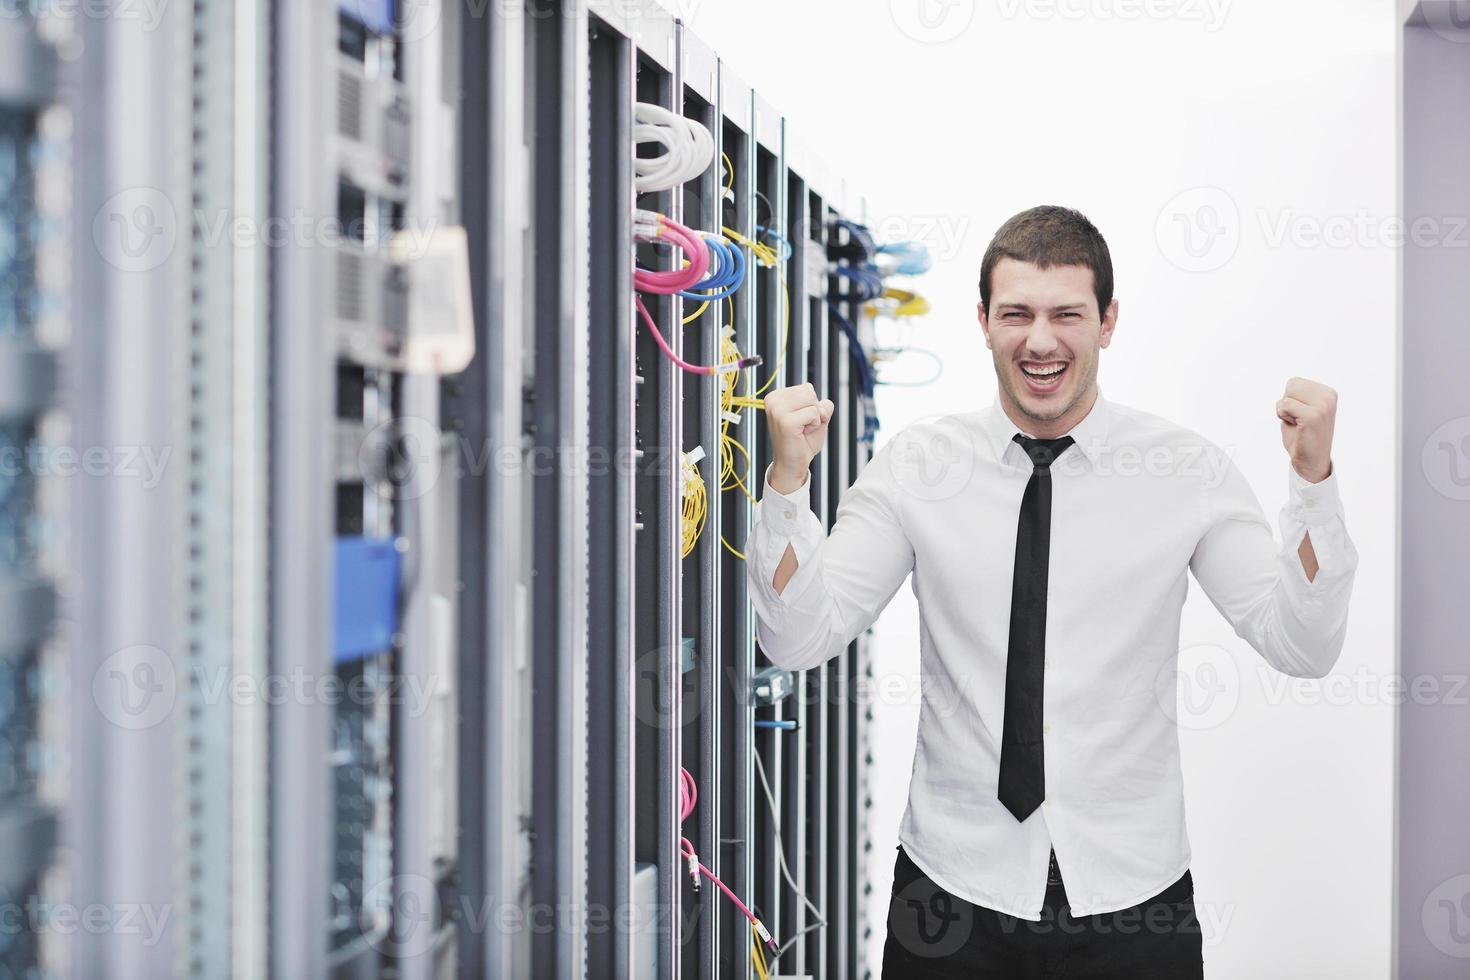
[755,225,793,263]
[866,286,931,319]
[634,103,714,193]
[634,209,761,376]
[825,220,943,442]
[679,767,776,951]
[680,447,707,558]
[827,217,876,264]
[828,303,880,439]
[834,263,885,303]
[876,239,933,277]
[678,233,745,303]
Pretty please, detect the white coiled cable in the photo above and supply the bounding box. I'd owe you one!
[634,102,715,193]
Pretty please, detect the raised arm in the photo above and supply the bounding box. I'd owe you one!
[744,384,916,672]
[1189,379,1358,678]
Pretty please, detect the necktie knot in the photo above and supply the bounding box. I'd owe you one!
[1013,433,1076,471]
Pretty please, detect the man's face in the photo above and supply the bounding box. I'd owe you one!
[978,258,1118,429]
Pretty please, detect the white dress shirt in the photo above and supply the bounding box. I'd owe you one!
[744,388,1358,921]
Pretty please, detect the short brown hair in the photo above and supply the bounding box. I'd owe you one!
[978,206,1113,318]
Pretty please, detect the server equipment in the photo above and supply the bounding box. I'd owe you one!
[4,2,936,978]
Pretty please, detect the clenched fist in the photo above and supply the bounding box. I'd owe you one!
[1276,377,1338,483]
[764,382,835,493]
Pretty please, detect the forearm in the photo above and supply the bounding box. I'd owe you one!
[773,542,798,595]
[745,455,915,672]
[768,463,808,596]
[1292,460,1332,582]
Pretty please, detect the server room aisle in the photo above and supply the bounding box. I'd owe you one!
[0,1,1420,979]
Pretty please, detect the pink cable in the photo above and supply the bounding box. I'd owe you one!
[633,213,761,377]
[678,766,777,949]
[635,295,723,376]
[634,215,709,293]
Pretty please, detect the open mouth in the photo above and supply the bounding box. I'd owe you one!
[1018,360,1069,394]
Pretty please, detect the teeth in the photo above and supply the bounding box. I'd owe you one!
[1022,362,1066,378]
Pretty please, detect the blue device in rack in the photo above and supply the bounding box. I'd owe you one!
[333,535,403,663]
[339,0,396,36]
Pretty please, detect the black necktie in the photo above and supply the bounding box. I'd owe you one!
[998,433,1075,822]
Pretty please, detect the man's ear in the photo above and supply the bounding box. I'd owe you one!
[1099,298,1119,350]
[977,300,992,349]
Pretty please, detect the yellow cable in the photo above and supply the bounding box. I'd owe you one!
[719,226,790,398]
[752,924,771,980]
[866,285,930,319]
[683,299,710,324]
[680,450,707,558]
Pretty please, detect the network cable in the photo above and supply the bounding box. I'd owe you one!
[876,239,934,276]
[753,748,828,960]
[756,225,793,263]
[680,447,707,558]
[866,286,931,319]
[634,103,714,193]
[634,209,762,376]
[828,303,880,442]
[679,767,777,951]
[827,217,876,264]
[678,232,746,306]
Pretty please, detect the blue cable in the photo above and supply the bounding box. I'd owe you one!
[755,719,798,730]
[756,225,793,263]
[678,232,746,302]
[877,240,933,276]
[835,264,885,303]
[827,303,880,443]
[829,218,876,263]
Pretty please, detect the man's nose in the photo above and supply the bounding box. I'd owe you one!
[1024,317,1060,357]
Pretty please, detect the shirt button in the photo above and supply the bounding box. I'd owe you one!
[783,509,794,519]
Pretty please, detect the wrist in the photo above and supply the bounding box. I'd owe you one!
[1293,458,1332,484]
[769,462,809,495]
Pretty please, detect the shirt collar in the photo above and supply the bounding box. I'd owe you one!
[982,386,1111,471]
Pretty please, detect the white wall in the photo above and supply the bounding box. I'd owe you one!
[683,1,1396,976]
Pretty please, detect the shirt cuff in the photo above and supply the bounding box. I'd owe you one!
[1285,460,1343,530]
[759,462,813,537]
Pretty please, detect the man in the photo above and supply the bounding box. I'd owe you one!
[746,205,1357,978]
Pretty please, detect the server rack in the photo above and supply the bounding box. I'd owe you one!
[715,62,759,980]
[630,12,684,979]
[0,13,62,978]
[575,7,889,978]
[585,6,640,980]
[11,2,910,978]
[677,25,724,980]
[452,2,532,978]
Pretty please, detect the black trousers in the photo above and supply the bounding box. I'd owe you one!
[882,845,1204,979]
